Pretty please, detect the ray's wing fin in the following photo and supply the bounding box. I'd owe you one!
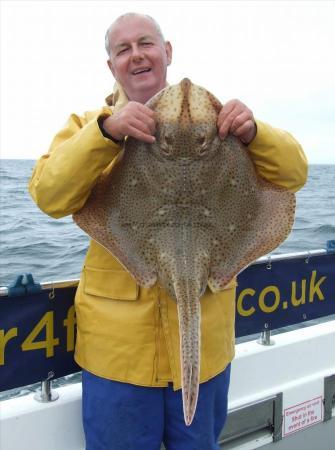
[208,137,296,291]
[73,168,157,288]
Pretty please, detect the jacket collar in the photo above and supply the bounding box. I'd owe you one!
[105,82,129,113]
[105,81,169,112]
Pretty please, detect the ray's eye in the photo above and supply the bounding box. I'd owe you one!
[197,135,206,145]
[197,135,208,156]
[161,135,173,156]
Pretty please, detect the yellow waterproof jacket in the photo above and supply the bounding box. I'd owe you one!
[29,86,308,389]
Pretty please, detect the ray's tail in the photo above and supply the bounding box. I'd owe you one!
[174,279,201,426]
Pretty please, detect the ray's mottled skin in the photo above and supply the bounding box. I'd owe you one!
[73,79,295,425]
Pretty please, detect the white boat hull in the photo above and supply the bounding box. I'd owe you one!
[1,320,334,450]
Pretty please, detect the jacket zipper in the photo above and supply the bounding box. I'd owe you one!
[155,294,162,383]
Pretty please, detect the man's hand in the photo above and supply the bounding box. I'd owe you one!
[217,99,257,145]
[102,102,156,144]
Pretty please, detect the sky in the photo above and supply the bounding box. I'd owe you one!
[1,0,335,163]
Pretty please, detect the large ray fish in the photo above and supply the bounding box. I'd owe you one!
[73,78,295,425]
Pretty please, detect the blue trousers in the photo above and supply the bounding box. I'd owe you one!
[82,364,231,450]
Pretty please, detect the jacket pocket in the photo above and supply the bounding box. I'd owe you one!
[84,266,139,300]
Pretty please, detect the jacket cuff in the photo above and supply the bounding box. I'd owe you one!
[97,114,124,145]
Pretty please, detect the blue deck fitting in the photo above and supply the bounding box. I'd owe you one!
[326,240,335,253]
[8,274,42,297]
[25,274,42,294]
[8,275,26,297]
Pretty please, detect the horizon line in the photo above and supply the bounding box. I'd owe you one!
[1,157,334,165]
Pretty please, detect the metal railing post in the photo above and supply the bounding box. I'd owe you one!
[257,326,275,346]
[34,371,59,403]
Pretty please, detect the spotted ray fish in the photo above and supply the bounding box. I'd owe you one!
[73,78,295,425]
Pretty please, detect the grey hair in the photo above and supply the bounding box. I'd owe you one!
[105,13,165,56]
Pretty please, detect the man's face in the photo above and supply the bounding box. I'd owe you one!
[107,16,172,104]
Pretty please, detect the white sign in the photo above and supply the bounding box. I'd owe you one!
[283,396,323,436]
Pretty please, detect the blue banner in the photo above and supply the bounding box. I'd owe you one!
[0,285,80,391]
[0,253,334,392]
[235,253,335,337]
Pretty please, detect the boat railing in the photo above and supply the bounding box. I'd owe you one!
[0,248,330,298]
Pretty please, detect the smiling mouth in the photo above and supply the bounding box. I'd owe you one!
[132,68,152,75]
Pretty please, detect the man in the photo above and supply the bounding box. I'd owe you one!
[29,12,308,450]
